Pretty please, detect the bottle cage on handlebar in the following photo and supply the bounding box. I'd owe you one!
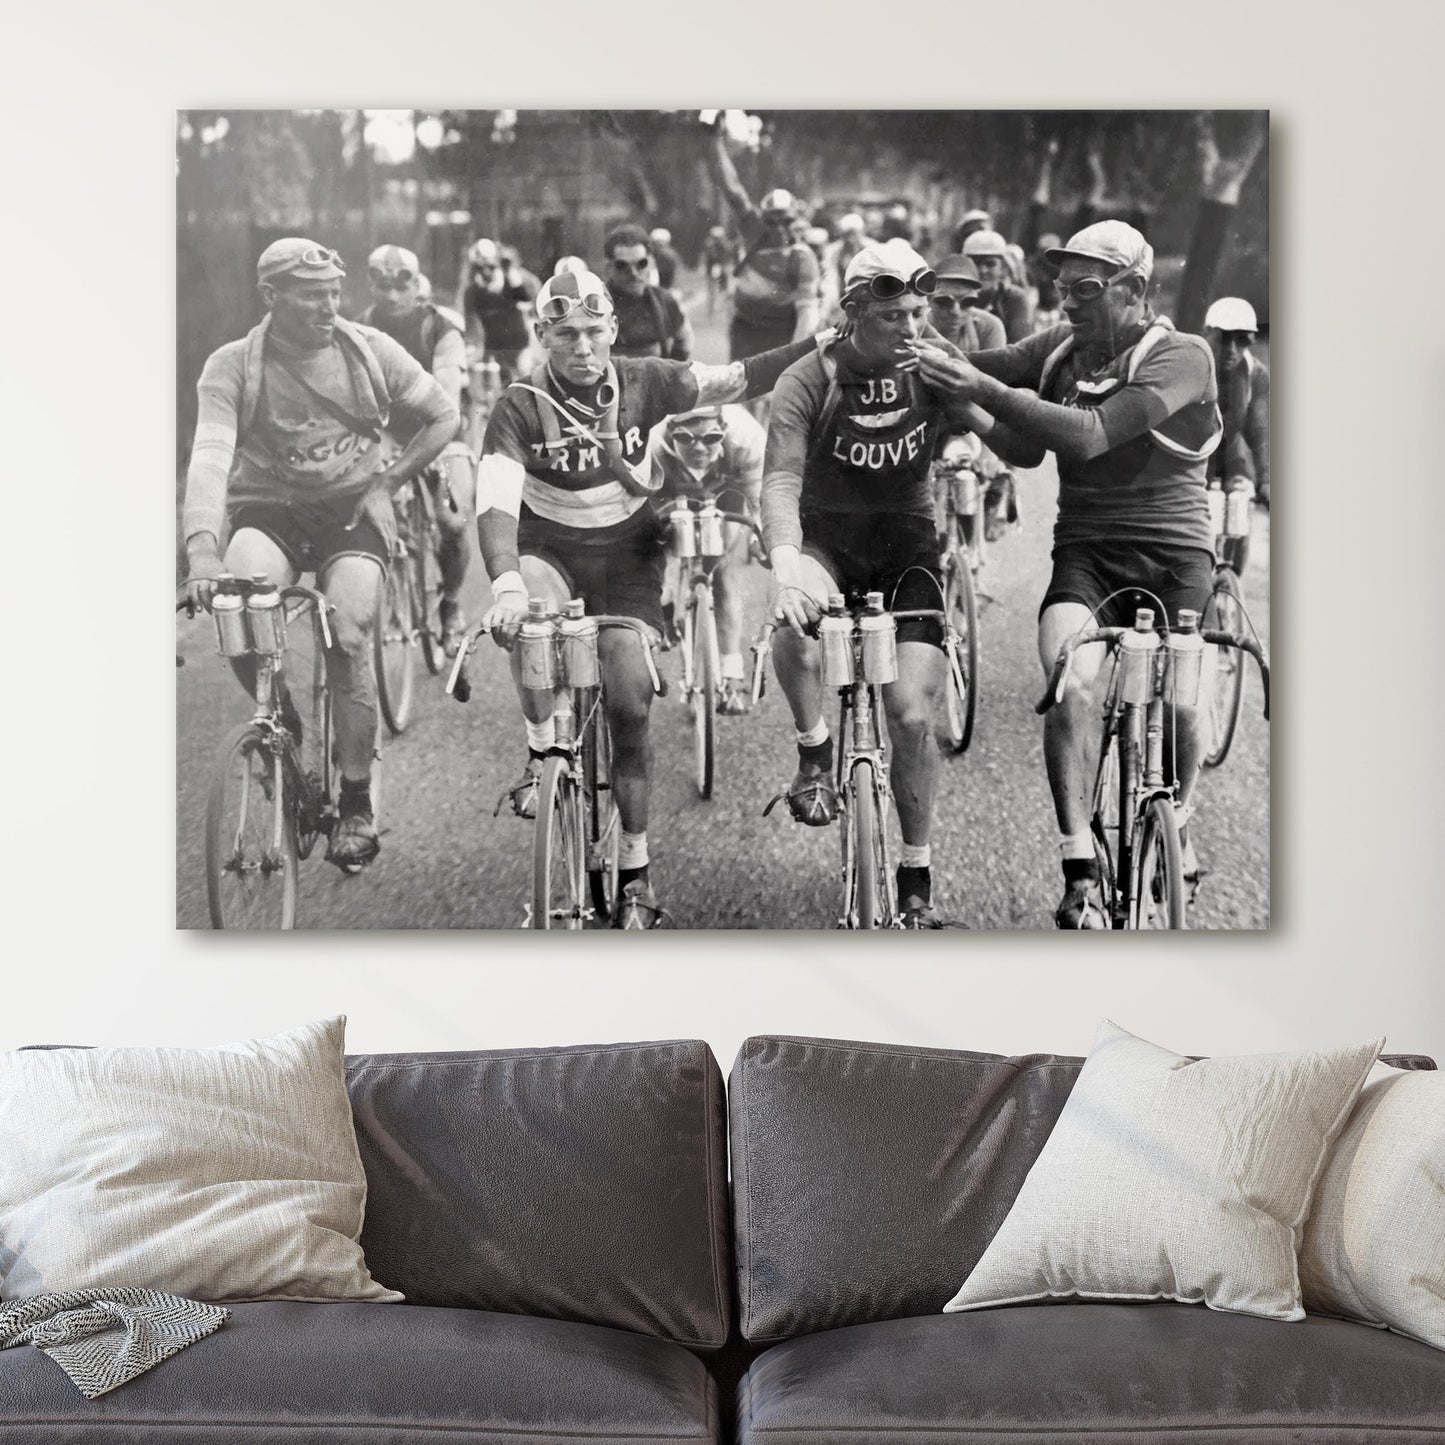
[176,582,334,653]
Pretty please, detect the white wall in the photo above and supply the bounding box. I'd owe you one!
[9,0,1444,1069]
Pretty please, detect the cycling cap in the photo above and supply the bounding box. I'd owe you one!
[534,268,614,322]
[960,208,993,228]
[468,238,501,266]
[804,225,829,247]
[1046,219,1154,281]
[962,229,1009,259]
[843,238,933,296]
[649,227,672,246]
[666,405,724,430]
[367,244,419,280]
[934,253,982,284]
[1204,296,1258,333]
[760,188,797,218]
[553,255,590,276]
[257,237,345,284]
[1037,232,1062,253]
[838,212,865,234]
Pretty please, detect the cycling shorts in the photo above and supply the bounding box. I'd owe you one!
[1041,539,1214,629]
[523,522,666,639]
[230,494,388,577]
[801,509,944,648]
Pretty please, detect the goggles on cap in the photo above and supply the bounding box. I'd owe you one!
[537,290,614,323]
[848,266,937,302]
[293,245,345,273]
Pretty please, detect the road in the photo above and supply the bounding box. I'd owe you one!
[176,302,1270,930]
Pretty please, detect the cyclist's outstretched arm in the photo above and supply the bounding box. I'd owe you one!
[687,331,827,407]
[709,118,756,222]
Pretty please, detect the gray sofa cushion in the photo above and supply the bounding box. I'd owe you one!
[736,1304,1445,1443]
[0,1301,720,1444]
[348,1040,730,1347]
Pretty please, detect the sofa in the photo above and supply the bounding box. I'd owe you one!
[0,1034,1441,1444]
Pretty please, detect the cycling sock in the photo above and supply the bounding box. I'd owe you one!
[525,717,556,754]
[720,652,745,681]
[796,719,829,749]
[618,831,649,870]
[1062,856,1100,884]
[1059,831,1094,861]
[897,864,932,905]
[899,843,932,870]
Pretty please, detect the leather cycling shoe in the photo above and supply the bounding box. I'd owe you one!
[1055,877,1109,929]
[613,880,670,929]
[716,678,751,716]
[496,755,543,819]
[900,898,944,928]
[783,752,839,827]
[328,780,379,870]
[438,598,467,657]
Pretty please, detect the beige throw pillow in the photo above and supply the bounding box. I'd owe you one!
[943,1021,1383,1322]
[0,1017,401,1304]
[1299,1063,1445,1348]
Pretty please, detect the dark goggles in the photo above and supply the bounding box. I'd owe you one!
[672,428,726,447]
[929,292,979,311]
[610,257,651,274]
[848,266,937,302]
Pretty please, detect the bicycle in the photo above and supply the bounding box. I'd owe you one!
[447,600,664,929]
[1201,481,1254,769]
[932,440,986,754]
[179,574,378,929]
[664,494,763,800]
[465,350,503,455]
[755,591,959,929]
[1037,605,1269,930]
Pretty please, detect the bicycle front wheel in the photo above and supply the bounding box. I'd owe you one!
[374,564,416,735]
[532,755,586,930]
[848,759,887,929]
[942,551,979,754]
[691,583,718,799]
[1202,573,1246,768]
[206,722,297,930]
[584,697,620,923]
[1134,796,1186,930]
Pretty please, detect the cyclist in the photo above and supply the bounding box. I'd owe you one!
[910,220,1222,928]
[462,238,537,384]
[762,240,985,928]
[823,212,870,316]
[646,404,765,715]
[649,226,682,294]
[416,274,467,333]
[1204,296,1270,519]
[703,224,737,310]
[964,229,1035,342]
[473,268,830,928]
[603,224,693,361]
[951,208,993,252]
[182,238,458,867]
[1029,233,1064,326]
[358,244,476,649]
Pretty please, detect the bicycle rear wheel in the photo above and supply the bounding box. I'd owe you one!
[1202,572,1246,768]
[409,488,445,676]
[532,755,586,929]
[847,759,886,929]
[1134,796,1186,930]
[583,696,620,923]
[942,550,979,754]
[690,582,718,799]
[206,722,297,930]
[374,564,415,735]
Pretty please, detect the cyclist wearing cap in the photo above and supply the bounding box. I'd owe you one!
[951,208,994,253]
[603,224,693,362]
[648,227,681,294]
[762,239,984,928]
[708,118,821,361]
[462,238,538,383]
[358,244,476,648]
[823,213,870,318]
[912,219,1222,929]
[964,230,1035,343]
[473,267,829,928]
[646,404,765,715]
[182,238,458,867]
[1205,296,1270,515]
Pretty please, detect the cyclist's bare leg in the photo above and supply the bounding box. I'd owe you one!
[598,626,659,835]
[221,527,297,701]
[508,556,570,724]
[435,444,477,603]
[713,523,752,673]
[317,554,386,781]
[770,553,836,731]
[1038,602,1108,837]
[882,642,945,847]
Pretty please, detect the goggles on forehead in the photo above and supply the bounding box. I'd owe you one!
[297,245,345,272]
[847,266,937,302]
[537,290,614,323]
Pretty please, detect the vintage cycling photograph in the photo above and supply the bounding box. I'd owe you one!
[175,109,1270,932]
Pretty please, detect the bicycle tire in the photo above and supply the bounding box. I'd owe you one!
[691,582,717,799]
[374,564,415,735]
[1090,741,1120,925]
[531,755,586,930]
[410,488,445,677]
[849,758,884,929]
[1202,572,1246,768]
[1134,795,1186,930]
[285,603,331,861]
[942,550,979,754]
[584,696,620,923]
[206,721,297,930]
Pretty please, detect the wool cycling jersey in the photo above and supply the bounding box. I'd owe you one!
[463,275,536,354]
[356,300,462,369]
[1209,348,1270,494]
[610,285,690,360]
[645,404,763,509]
[732,216,819,332]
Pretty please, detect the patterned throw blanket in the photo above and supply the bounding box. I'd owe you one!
[0,1289,230,1397]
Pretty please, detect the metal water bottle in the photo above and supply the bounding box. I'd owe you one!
[697,500,725,558]
[245,573,285,655]
[819,594,855,687]
[1164,608,1205,707]
[858,591,898,684]
[1117,608,1162,705]
[211,575,250,657]
[1225,484,1253,537]
[954,466,979,517]
[1206,482,1226,538]
[669,505,697,557]
[518,598,558,694]
[559,598,600,688]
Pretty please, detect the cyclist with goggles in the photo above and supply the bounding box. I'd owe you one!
[462,238,537,384]
[1204,296,1270,517]
[964,229,1036,343]
[646,404,765,715]
[603,224,693,362]
[359,243,476,649]
[762,239,987,928]
[474,268,831,928]
[182,238,458,867]
[911,220,1222,929]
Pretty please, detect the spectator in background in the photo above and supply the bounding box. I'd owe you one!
[964,229,1035,342]
[603,224,693,361]
[462,238,538,384]
[1029,233,1063,324]
[1204,296,1270,519]
[649,227,681,292]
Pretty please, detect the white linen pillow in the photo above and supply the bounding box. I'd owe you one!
[943,1021,1383,1322]
[0,1016,402,1304]
[1299,1062,1445,1348]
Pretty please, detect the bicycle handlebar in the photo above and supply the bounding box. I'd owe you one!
[1203,630,1270,720]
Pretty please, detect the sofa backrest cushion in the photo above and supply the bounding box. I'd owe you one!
[347,1039,730,1347]
[729,1035,1435,1343]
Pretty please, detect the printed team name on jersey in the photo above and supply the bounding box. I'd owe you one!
[527,426,645,473]
[281,432,374,469]
[831,420,930,471]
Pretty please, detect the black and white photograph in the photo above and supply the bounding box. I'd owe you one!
[175,108,1270,930]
